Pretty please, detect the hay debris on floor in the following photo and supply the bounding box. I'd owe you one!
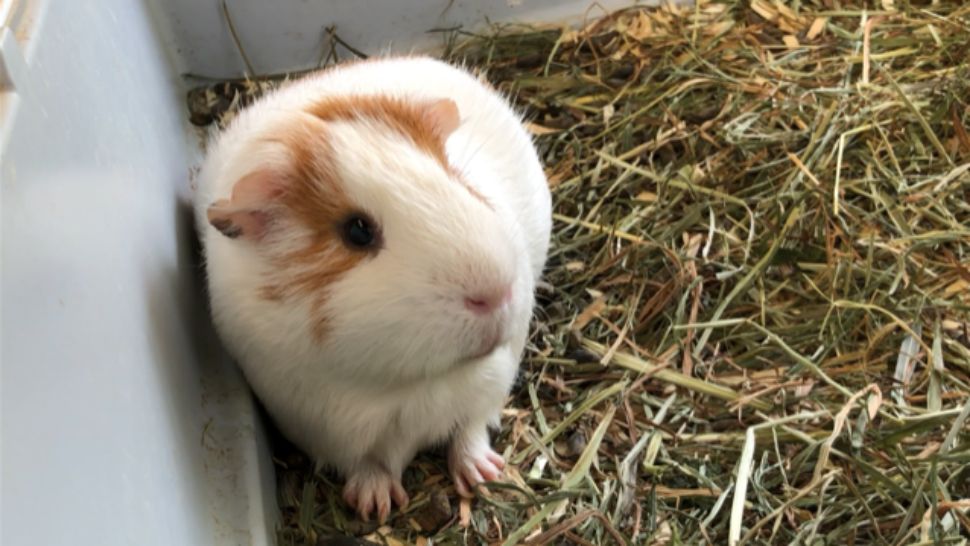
[188,1,970,544]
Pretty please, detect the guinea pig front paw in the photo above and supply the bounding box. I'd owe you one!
[342,466,409,523]
[448,436,506,498]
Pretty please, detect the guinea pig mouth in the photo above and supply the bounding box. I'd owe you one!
[463,330,504,361]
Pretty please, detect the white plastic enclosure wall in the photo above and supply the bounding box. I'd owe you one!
[1,1,662,545]
[1,1,276,545]
[155,0,663,79]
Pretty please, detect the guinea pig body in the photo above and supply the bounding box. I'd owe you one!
[194,57,551,521]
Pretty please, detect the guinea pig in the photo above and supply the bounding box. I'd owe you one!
[194,56,551,523]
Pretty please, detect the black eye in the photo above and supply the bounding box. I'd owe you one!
[342,215,377,249]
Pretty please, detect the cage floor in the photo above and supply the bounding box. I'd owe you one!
[187,2,970,544]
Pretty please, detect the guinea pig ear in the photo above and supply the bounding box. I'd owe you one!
[423,98,461,141]
[206,170,285,241]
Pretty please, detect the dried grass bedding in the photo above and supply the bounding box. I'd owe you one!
[186,2,970,544]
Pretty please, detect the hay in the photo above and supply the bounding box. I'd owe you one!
[188,1,970,544]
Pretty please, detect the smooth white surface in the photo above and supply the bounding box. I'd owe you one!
[153,0,662,79]
[0,1,274,545]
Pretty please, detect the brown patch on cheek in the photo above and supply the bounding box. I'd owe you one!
[259,285,284,302]
[258,116,368,341]
[274,242,364,341]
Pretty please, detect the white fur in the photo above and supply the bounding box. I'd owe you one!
[195,57,551,515]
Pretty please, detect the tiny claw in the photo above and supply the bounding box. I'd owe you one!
[449,433,507,499]
[377,498,390,524]
[455,465,484,498]
[486,450,505,469]
[342,488,358,508]
[391,482,410,510]
[359,497,373,522]
[454,473,472,498]
[343,469,408,522]
[475,458,501,481]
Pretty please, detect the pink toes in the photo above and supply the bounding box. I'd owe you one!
[390,480,410,510]
[342,470,409,523]
[485,449,506,471]
[449,444,506,498]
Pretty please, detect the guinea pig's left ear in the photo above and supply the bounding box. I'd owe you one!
[423,99,460,141]
[206,170,284,241]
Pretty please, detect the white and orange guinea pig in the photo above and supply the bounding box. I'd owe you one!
[194,56,551,522]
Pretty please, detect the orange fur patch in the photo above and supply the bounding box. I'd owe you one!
[257,90,493,340]
[258,114,367,339]
[307,95,452,171]
[306,95,490,207]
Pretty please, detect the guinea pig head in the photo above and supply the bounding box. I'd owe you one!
[207,95,522,383]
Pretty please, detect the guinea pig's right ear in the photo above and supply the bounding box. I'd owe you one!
[423,99,460,141]
[206,170,284,241]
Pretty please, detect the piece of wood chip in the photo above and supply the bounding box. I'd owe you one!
[807,17,827,39]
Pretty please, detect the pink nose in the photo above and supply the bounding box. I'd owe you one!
[464,287,512,315]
